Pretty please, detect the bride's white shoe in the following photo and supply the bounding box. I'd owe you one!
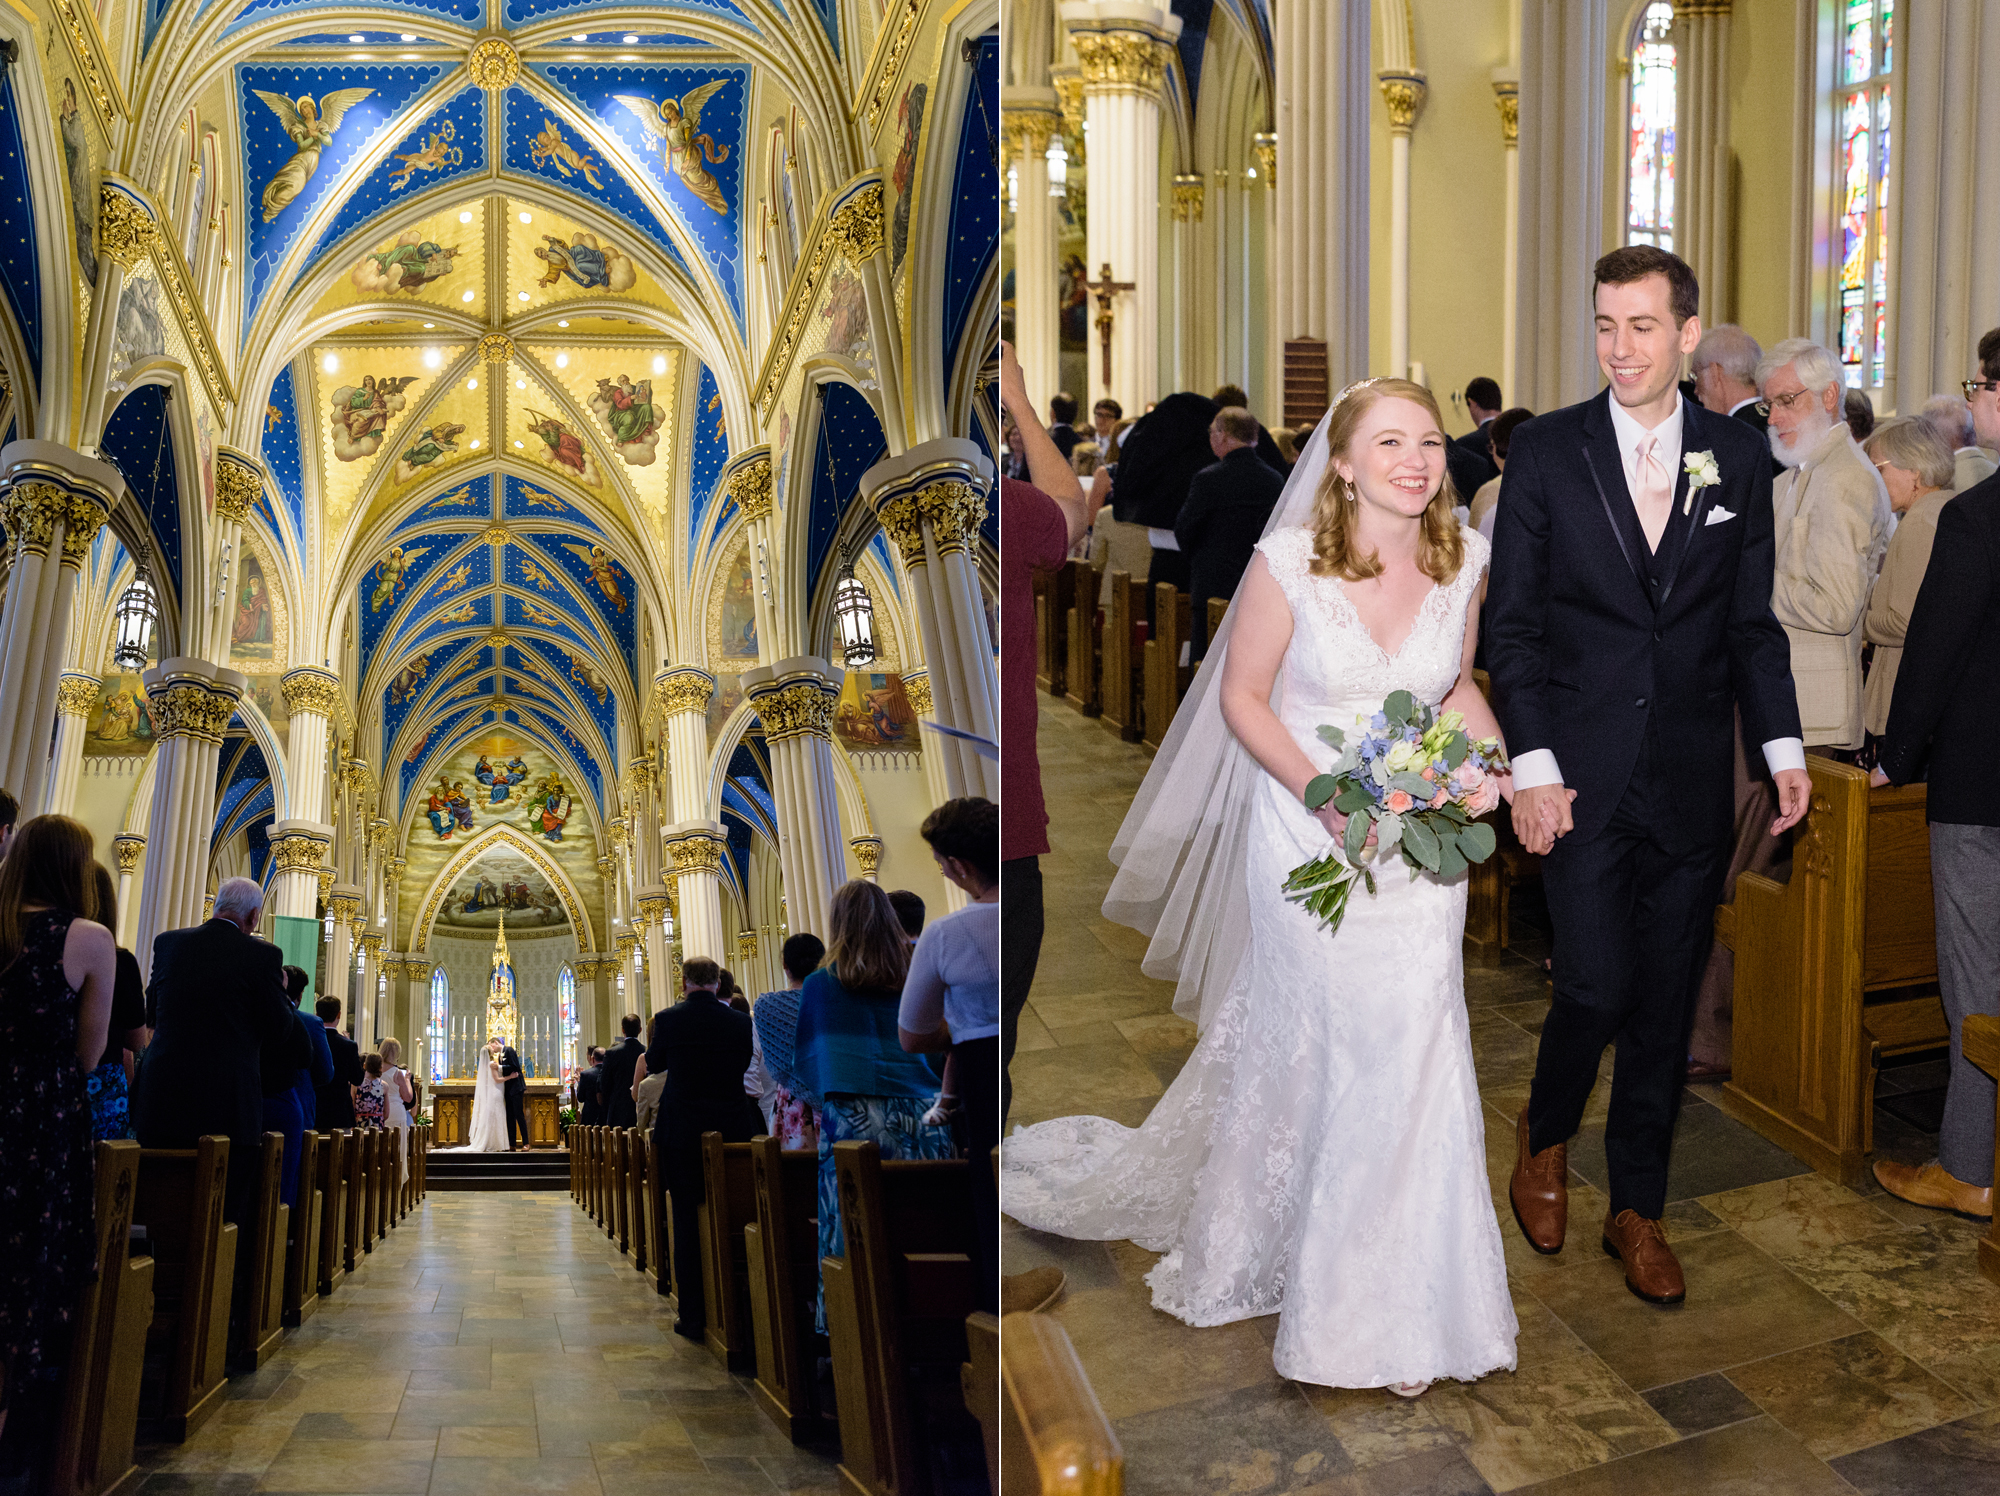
[1389,1381,1432,1399]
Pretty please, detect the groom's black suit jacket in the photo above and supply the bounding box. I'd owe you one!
[1486,390,1800,846]
[498,1046,525,1098]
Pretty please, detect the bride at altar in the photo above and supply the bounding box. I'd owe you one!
[465,1036,511,1151]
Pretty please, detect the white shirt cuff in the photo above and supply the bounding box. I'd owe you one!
[1761,737,1807,777]
[1510,748,1563,789]
[1147,528,1181,551]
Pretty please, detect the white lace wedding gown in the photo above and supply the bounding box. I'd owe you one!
[1004,525,1518,1389]
[465,1054,510,1152]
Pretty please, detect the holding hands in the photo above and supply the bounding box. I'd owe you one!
[1512,782,1580,857]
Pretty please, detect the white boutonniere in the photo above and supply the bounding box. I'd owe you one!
[1683,450,1720,514]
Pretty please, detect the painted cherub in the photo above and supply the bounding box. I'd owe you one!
[528,117,606,189]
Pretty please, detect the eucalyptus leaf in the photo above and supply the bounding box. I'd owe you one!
[1388,771,1438,800]
[1334,783,1374,814]
[1370,758,1391,786]
[1402,815,1442,871]
[1459,820,1498,863]
[1343,806,1373,866]
[1436,837,1467,880]
[1317,724,1347,749]
[1436,801,1471,825]
[1375,812,1405,856]
[1384,690,1416,725]
[1442,732,1469,770]
[1304,774,1338,810]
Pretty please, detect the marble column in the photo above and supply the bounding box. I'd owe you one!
[113,835,144,947]
[900,669,963,803]
[207,450,262,663]
[1378,72,1427,380]
[1005,96,1064,402]
[1674,2,1733,326]
[383,856,406,950]
[636,887,670,1010]
[743,660,848,940]
[1515,0,1608,412]
[281,669,341,824]
[863,440,999,801]
[267,819,333,920]
[134,660,245,977]
[1493,76,1520,396]
[1272,0,1372,399]
[1059,2,1181,410]
[0,445,122,811]
[357,932,384,1048]
[327,887,359,1032]
[663,826,727,964]
[1889,2,2000,414]
[721,453,784,661]
[48,674,101,815]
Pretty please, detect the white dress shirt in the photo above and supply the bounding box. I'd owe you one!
[1511,391,1806,791]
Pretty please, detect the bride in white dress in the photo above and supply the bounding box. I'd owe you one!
[1004,379,1520,1394]
[465,1036,511,1152]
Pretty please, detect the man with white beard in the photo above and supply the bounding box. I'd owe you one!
[1756,340,1891,755]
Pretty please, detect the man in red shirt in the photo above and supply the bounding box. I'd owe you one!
[998,342,1086,1314]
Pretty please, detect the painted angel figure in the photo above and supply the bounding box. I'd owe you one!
[254,87,375,222]
[561,542,628,613]
[613,82,733,214]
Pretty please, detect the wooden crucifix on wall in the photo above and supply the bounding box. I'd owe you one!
[1085,261,1135,389]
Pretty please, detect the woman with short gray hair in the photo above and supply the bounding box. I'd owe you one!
[1863,417,1961,738]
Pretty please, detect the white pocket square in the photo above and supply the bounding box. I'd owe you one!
[1704,507,1737,526]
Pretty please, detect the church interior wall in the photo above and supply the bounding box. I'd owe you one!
[1729,0,1808,350]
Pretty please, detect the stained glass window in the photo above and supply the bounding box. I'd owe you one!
[428,968,449,1083]
[1838,0,1893,388]
[557,965,578,1083]
[1626,3,1676,252]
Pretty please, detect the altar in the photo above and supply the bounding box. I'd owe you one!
[431,1078,564,1149]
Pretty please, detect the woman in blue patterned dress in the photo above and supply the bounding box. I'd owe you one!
[84,863,149,1142]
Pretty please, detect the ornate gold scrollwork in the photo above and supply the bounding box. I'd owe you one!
[751,681,836,742]
[98,187,157,271]
[828,182,886,264]
[56,674,102,718]
[269,834,329,874]
[726,457,774,522]
[281,669,341,717]
[467,36,521,88]
[655,670,715,716]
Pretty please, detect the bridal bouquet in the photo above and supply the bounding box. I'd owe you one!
[1284,690,1508,934]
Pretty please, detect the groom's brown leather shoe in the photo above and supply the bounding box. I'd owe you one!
[1509,1106,1567,1254]
[1602,1209,1686,1304]
[1873,1159,1994,1221]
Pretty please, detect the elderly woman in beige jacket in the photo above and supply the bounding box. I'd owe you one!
[1759,339,1894,752]
[1862,418,1959,738]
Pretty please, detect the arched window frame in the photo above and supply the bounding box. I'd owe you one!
[1623,1,1677,253]
[428,966,450,1082]
[557,963,578,1082]
[1833,0,1894,392]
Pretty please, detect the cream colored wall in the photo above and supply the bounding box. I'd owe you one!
[1727,0,1801,347]
[847,755,951,911]
[1368,1,1513,434]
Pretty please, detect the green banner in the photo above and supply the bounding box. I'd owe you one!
[269,914,322,1008]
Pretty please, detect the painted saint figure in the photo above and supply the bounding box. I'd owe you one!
[613,82,733,214]
[253,87,375,222]
[560,542,629,613]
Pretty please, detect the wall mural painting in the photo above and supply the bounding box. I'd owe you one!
[834,671,920,755]
[569,653,609,706]
[329,372,417,460]
[524,411,600,486]
[109,270,166,385]
[890,81,927,278]
[531,232,635,292]
[239,673,292,750]
[387,120,462,191]
[84,674,155,755]
[252,87,375,222]
[229,551,275,659]
[396,421,468,482]
[613,83,733,214]
[821,266,870,363]
[587,374,666,465]
[195,403,216,508]
[718,543,757,660]
[414,730,576,848]
[560,543,629,614]
[388,654,430,706]
[370,540,437,612]
[705,674,744,749]
[526,772,575,842]
[58,79,96,286]
[352,232,462,295]
[528,118,606,189]
[435,849,566,932]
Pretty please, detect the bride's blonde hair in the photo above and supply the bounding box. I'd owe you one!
[1310,378,1466,585]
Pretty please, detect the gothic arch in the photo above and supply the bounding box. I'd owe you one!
[409,820,598,955]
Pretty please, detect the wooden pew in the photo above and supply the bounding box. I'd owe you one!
[316,1132,349,1297]
[133,1137,236,1442]
[1719,759,1945,1185]
[50,1141,154,1496]
[1032,563,1071,698]
[1206,595,1227,647]
[699,1133,757,1373]
[824,1142,979,1496]
[644,1133,673,1299]
[1141,583,1192,751]
[235,1133,288,1371]
[627,1129,651,1276]
[608,1125,629,1247]
[964,1313,1000,1494]
[1100,570,1143,743]
[995,1311,1123,1496]
[1962,1015,2000,1288]
[589,1128,605,1227]
[380,1127,399,1233]
[1064,557,1104,716]
[745,1137,824,1443]
[284,1130,322,1327]
[1464,669,1541,956]
[342,1128,368,1271]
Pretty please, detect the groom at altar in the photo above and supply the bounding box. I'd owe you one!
[497,1039,527,1150]
[1487,246,1810,1305]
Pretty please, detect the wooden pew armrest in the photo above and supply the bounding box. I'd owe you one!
[1964,1015,2000,1081]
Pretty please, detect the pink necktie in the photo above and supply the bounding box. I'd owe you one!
[1634,434,1671,553]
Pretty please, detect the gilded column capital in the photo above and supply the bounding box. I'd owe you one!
[654,668,715,717]
[664,832,724,876]
[1067,27,1177,97]
[636,893,670,925]
[146,677,238,743]
[56,673,102,718]
[358,932,385,959]
[725,455,774,522]
[596,853,619,882]
[749,679,837,743]
[329,893,361,926]
[385,854,406,881]
[1001,106,1060,159]
[874,493,927,566]
[98,185,157,271]
[914,479,988,555]
[2,481,103,562]
[1171,174,1205,223]
[1492,81,1519,147]
[269,832,329,873]
[902,671,934,716]
[213,449,264,524]
[1379,72,1427,135]
[113,835,145,873]
[316,867,335,903]
[828,181,886,263]
[626,756,655,790]
[1252,131,1277,189]
[281,667,341,718]
[849,835,884,879]
[735,931,758,962]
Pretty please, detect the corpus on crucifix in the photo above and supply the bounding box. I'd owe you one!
[1085,261,1135,391]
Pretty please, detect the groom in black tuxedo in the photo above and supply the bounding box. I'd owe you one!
[498,1040,528,1150]
[1486,246,1809,1304]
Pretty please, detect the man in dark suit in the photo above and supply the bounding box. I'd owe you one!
[1873,328,2000,1221]
[1487,246,1809,1305]
[1447,376,1505,502]
[646,957,757,1339]
[314,996,364,1130]
[576,1046,606,1125]
[1209,384,1292,477]
[1692,324,1781,478]
[135,878,298,1220]
[1114,390,1220,593]
[1047,392,1081,460]
[1176,405,1285,660]
[599,1013,644,1128]
[497,1040,528,1149]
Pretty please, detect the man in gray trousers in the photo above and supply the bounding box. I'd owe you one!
[1873,326,2000,1222]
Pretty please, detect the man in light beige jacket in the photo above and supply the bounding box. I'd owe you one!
[1757,339,1892,752]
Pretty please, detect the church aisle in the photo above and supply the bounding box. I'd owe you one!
[1006,694,2000,1495]
[131,1194,837,1495]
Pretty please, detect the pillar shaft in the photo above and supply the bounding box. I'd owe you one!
[282,670,340,823]
[1006,100,1062,404]
[665,827,727,965]
[1674,5,1732,327]
[48,674,101,815]
[113,835,144,948]
[1494,78,1520,397]
[267,820,333,920]
[134,661,245,977]
[744,661,847,940]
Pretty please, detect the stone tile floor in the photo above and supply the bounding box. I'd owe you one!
[1005,694,2000,1495]
[129,1193,838,1494]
